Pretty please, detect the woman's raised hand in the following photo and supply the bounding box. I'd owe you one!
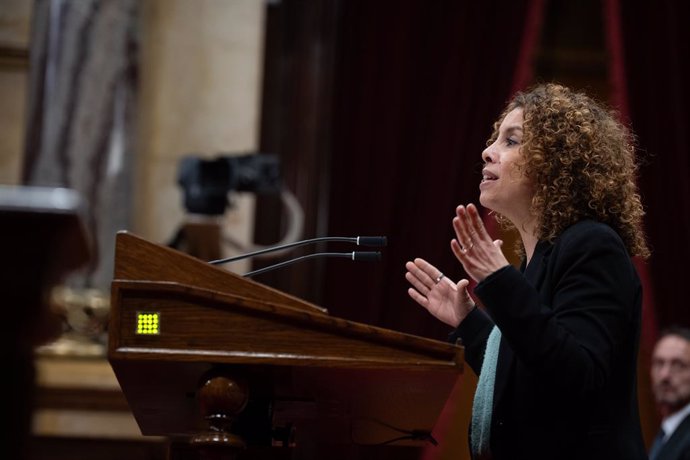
[405,257,475,328]
[452,203,509,282]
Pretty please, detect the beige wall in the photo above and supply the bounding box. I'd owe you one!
[0,0,32,185]
[0,70,26,183]
[135,0,265,274]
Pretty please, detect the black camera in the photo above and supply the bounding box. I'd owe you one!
[177,154,281,215]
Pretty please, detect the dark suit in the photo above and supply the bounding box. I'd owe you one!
[656,413,690,460]
[452,220,647,460]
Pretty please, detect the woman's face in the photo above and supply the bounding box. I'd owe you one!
[479,108,534,223]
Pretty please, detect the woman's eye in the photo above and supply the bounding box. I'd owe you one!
[506,138,519,146]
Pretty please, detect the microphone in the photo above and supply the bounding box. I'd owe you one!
[242,251,381,278]
[208,236,387,265]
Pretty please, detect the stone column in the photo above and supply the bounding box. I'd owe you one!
[23,0,138,291]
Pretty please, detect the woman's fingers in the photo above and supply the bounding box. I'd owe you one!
[405,270,431,297]
[454,203,492,250]
[406,258,442,286]
[405,258,457,300]
[407,286,429,307]
[451,203,512,282]
[450,237,466,261]
[466,203,492,242]
[405,257,475,327]
[453,209,473,251]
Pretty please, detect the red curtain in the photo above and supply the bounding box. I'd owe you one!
[604,0,690,447]
[324,0,546,339]
[610,0,690,331]
[323,1,546,458]
[604,0,659,345]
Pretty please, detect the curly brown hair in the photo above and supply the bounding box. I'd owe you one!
[489,83,649,258]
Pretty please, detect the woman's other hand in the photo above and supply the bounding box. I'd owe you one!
[452,203,509,282]
[405,258,475,328]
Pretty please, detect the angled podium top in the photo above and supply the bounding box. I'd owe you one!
[112,230,328,314]
[108,232,463,447]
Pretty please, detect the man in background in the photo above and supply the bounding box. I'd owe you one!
[649,327,690,460]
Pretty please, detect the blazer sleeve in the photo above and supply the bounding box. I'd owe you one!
[449,305,496,374]
[473,222,640,395]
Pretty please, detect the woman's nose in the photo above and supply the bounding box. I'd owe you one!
[482,146,496,164]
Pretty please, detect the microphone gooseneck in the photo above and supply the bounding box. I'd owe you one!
[242,251,381,278]
[209,236,387,265]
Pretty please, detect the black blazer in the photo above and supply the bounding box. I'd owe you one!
[657,413,690,460]
[453,220,647,460]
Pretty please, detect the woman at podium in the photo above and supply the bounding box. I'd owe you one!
[405,83,648,460]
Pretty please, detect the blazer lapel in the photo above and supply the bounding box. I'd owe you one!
[492,241,550,413]
[523,240,550,290]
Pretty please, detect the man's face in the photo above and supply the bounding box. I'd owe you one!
[651,335,690,413]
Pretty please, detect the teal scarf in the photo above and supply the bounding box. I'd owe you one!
[470,326,501,458]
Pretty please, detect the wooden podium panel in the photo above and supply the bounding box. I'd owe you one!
[108,232,463,455]
[0,186,91,460]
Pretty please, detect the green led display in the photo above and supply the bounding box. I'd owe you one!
[136,312,160,335]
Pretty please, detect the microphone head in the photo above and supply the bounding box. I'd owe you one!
[357,236,387,247]
[352,251,382,261]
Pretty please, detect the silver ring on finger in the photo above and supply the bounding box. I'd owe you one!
[435,273,445,284]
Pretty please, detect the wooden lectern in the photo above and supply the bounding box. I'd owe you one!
[108,232,463,459]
